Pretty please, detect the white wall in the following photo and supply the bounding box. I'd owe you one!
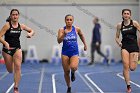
[139,0,140,21]
[1,0,138,4]
[0,3,139,62]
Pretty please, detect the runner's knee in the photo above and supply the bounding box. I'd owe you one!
[130,61,137,71]
[71,67,77,71]
[130,67,136,71]
[7,68,13,73]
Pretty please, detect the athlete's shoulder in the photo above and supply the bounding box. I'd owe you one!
[0,22,10,32]
[4,22,10,29]
[20,23,29,30]
[74,26,81,31]
[116,22,122,29]
[132,20,139,27]
[117,22,122,26]
[74,26,81,34]
[19,23,25,30]
[5,22,10,26]
[74,26,80,29]
[132,20,139,24]
[20,23,25,27]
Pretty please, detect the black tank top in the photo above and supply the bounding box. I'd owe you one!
[4,21,22,48]
[121,20,137,45]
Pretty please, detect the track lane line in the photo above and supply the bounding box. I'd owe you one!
[85,72,104,93]
[5,71,40,93]
[52,72,63,93]
[84,71,113,93]
[0,72,9,80]
[38,65,45,93]
[117,72,140,88]
[77,71,96,93]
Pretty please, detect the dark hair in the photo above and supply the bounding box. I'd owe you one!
[6,9,20,22]
[122,9,131,20]
[65,14,74,20]
[6,16,11,22]
[10,9,20,15]
[122,9,131,15]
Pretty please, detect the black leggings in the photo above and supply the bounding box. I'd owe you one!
[91,43,107,63]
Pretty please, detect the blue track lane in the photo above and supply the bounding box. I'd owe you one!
[0,62,140,93]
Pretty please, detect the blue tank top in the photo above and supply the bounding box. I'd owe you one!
[62,26,78,53]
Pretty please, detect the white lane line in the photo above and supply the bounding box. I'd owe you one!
[52,74,56,93]
[6,74,23,93]
[38,66,45,93]
[5,71,40,93]
[77,71,96,93]
[85,73,104,93]
[0,72,9,80]
[6,83,15,93]
[52,72,63,93]
[117,72,140,88]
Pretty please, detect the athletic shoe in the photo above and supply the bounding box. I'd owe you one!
[67,87,71,93]
[127,85,131,93]
[14,87,19,93]
[71,71,75,82]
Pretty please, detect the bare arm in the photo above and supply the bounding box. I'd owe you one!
[21,24,35,38]
[0,23,10,49]
[133,20,140,32]
[115,23,122,47]
[76,27,87,51]
[57,28,65,44]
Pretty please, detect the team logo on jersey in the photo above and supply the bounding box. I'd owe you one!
[122,27,133,31]
[64,35,76,41]
[7,50,11,54]
[10,30,20,33]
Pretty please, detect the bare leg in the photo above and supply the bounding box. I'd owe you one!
[129,52,138,71]
[121,49,130,86]
[2,51,13,73]
[61,55,71,88]
[70,56,79,82]
[13,49,22,93]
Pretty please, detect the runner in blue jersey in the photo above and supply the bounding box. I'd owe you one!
[57,14,87,93]
[115,9,140,93]
[0,9,35,93]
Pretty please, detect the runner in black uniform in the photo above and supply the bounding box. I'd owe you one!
[115,9,140,93]
[2,20,22,56]
[0,9,35,93]
[121,20,139,53]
